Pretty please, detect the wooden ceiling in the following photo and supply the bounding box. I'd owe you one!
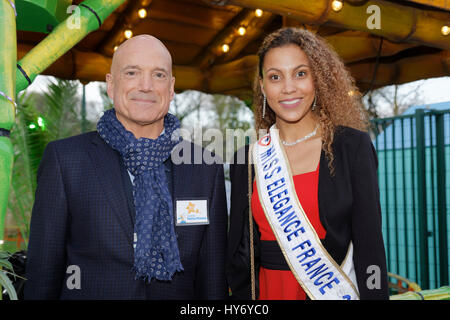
[16,0,450,101]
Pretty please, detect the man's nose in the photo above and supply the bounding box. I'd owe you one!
[139,73,154,91]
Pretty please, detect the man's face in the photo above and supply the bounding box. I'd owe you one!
[106,36,175,137]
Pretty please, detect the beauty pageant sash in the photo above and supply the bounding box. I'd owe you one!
[252,125,360,300]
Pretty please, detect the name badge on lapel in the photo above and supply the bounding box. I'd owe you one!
[176,198,209,226]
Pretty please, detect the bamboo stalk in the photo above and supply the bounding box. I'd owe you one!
[0,0,16,251]
[390,286,450,300]
[15,0,127,94]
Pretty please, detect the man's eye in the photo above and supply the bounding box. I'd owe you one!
[154,72,166,79]
[126,71,136,76]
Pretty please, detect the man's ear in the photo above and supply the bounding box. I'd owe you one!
[106,73,114,100]
[170,76,175,100]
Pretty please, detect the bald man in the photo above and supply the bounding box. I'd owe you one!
[24,35,228,300]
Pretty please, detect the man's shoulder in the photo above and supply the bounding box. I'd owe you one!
[47,131,99,149]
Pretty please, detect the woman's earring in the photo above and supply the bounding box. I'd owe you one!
[311,95,317,111]
[262,95,267,119]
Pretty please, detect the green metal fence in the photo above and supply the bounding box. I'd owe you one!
[370,108,450,290]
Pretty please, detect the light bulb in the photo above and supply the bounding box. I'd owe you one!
[138,8,147,19]
[222,44,230,53]
[124,29,133,39]
[331,0,343,12]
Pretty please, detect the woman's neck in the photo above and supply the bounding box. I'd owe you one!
[276,113,319,144]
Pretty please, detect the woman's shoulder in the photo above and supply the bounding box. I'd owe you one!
[334,125,372,145]
[332,125,374,158]
[334,125,369,139]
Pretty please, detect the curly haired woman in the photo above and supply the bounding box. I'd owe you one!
[226,28,389,300]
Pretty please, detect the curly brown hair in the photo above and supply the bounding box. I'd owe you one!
[253,27,369,174]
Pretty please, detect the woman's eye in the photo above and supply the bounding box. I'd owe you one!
[297,71,306,77]
[269,74,280,80]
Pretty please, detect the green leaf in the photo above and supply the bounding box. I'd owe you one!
[0,271,18,300]
[0,252,10,259]
[0,259,13,272]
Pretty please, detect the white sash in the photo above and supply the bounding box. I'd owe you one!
[252,125,360,300]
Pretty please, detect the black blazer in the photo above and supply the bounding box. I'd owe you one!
[24,131,228,299]
[226,126,389,300]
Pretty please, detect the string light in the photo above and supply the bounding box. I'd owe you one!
[238,26,246,36]
[222,44,230,53]
[124,29,133,39]
[255,9,263,17]
[441,25,450,36]
[113,45,119,52]
[138,8,147,19]
[331,0,343,12]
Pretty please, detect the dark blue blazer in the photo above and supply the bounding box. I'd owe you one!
[24,131,228,300]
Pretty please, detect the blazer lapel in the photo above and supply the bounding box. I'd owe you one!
[88,132,134,245]
[171,160,193,206]
[171,140,194,201]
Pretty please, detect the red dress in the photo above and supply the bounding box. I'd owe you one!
[251,162,326,300]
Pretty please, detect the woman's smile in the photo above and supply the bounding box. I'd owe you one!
[279,97,303,109]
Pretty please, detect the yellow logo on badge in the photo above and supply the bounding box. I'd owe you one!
[176,200,209,226]
[186,202,199,214]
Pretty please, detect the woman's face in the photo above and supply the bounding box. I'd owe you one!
[260,44,316,125]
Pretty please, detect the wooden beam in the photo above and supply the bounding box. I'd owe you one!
[351,50,450,89]
[132,18,217,47]
[17,43,110,82]
[17,43,204,91]
[192,8,254,68]
[208,55,258,92]
[216,0,450,50]
[282,17,320,33]
[218,11,275,63]
[406,0,450,11]
[97,0,152,57]
[17,44,449,96]
[148,0,242,30]
[325,31,417,63]
[205,52,450,94]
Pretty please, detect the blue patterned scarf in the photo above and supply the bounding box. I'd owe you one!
[97,108,183,282]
